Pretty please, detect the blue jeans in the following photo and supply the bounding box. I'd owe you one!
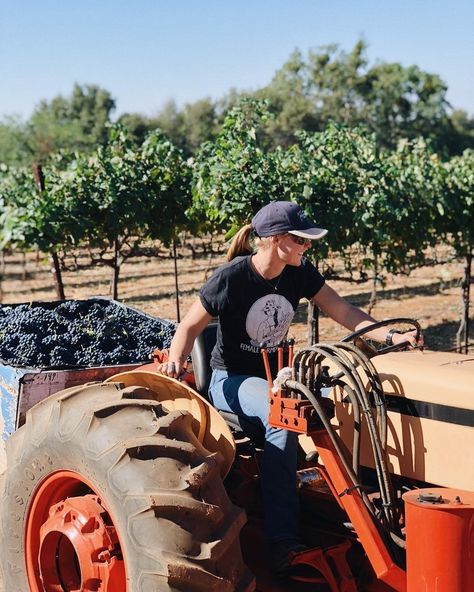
[208,368,299,543]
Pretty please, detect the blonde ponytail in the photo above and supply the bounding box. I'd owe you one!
[226,224,254,261]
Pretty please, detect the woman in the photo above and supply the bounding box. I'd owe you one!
[158,200,422,572]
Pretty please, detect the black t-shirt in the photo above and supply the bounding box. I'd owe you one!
[199,255,325,379]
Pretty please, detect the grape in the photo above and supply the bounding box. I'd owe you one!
[0,299,176,368]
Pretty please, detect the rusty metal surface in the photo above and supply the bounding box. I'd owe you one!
[16,364,141,427]
[0,361,141,476]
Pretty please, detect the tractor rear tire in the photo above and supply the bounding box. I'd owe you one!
[0,381,255,592]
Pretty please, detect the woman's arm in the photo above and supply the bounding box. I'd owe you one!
[311,284,422,347]
[158,299,213,378]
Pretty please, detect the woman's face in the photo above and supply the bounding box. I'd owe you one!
[275,233,312,266]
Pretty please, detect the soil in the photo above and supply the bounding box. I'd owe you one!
[0,240,471,352]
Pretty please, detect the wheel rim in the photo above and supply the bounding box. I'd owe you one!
[25,470,126,592]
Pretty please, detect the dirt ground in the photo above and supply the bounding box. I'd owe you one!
[1,241,471,352]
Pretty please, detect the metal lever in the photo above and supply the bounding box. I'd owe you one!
[260,341,274,389]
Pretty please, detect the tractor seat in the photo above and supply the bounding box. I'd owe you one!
[191,323,265,446]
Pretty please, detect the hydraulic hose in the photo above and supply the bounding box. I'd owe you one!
[332,342,399,530]
[283,376,405,563]
[293,346,362,475]
[333,344,397,531]
[291,343,400,534]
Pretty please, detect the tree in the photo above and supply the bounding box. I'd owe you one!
[356,138,442,313]
[70,124,192,301]
[307,41,369,126]
[192,99,334,343]
[153,98,219,156]
[154,100,186,150]
[284,127,443,337]
[0,117,31,167]
[0,163,83,299]
[68,83,116,144]
[141,130,193,320]
[258,41,455,154]
[286,125,377,339]
[380,139,442,268]
[256,49,318,147]
[26,84,116,163]
[438,109,474,156]
[181,98,218,154]
[191,98,289,236]
[287,125,371,260]
[117,112,156,145]
[439,150,474,352]
[0,124,192,308]
[358,62,450,150]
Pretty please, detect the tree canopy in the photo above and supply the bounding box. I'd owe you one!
[0,84,116,166]
[257,41,456,153]
[1,40,473,168]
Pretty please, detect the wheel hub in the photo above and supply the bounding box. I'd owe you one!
[38,494,121,591]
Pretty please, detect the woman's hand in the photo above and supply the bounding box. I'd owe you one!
[155,300,212,380]
[157,360,184,379]
[392,329,424,349]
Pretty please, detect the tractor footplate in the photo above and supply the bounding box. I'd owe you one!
[288,540,357,592]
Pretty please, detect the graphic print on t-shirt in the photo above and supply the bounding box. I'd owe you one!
[246,294,294,347]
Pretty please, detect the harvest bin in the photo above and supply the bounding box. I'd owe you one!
[0,297,175,472]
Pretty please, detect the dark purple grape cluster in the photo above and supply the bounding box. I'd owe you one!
[0,299,176,369]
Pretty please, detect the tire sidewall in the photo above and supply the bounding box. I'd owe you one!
[1,430,132,591]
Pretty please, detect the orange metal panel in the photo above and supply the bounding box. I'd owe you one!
[311,430,407,591]
[403,488,474,592]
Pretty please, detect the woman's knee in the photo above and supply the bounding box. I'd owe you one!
[265,425,298,452]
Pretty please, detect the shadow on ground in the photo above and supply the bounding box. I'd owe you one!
[424,320,473,352]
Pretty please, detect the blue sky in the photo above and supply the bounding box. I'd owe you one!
[1,0,473,120]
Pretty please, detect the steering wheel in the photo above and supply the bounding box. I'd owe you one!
[341,317,422,357]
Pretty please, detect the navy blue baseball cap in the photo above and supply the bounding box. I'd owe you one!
[251,201,328,240]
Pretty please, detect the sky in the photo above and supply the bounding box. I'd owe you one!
[1,0,473,121]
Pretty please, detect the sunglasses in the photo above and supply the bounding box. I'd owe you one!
[287,234,312,246]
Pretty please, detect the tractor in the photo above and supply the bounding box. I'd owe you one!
[0,309,473,591]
